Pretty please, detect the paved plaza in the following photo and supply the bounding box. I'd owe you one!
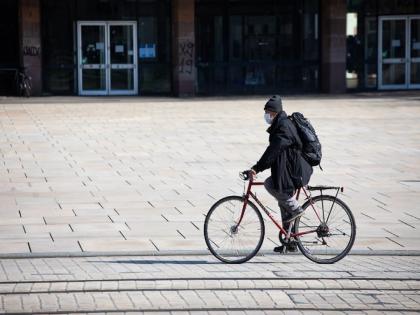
[0,254,419,313]
[0,94,420,314]
[0,94,419,255]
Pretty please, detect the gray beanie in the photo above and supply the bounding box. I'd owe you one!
[264,95,283,113]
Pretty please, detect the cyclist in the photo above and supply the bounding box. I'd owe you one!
[246,95,313,252]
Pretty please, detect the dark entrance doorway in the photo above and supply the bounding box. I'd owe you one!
[0,0,19,96]
[196,0,320,95]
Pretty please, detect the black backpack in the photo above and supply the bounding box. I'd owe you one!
[289,112,322,168]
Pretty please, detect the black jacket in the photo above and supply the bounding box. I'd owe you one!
[252,111,313,194]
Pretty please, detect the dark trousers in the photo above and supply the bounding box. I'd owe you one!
[264,176,299,226]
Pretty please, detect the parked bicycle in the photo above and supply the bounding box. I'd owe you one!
[15,68,32,97]
[204,171,356,264]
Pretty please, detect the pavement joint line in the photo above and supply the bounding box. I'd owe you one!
[1,277,419,285]
[3,307,420,315]
[1,249,420,259]
[2,287,420,295]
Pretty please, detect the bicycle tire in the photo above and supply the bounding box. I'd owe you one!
[294,195,356,264]
[204,195,265,264]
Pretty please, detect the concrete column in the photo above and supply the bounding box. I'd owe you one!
[321,0,346,93]
[171,0,195,96]
[19,0,42,95]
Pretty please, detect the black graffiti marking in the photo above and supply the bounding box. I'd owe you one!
[23,46,40,56]
[179,41,194,74]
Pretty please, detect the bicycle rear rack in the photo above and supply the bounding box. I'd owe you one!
[307,185,343,192]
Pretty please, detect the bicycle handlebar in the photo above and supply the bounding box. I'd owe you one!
[239,170,254,181]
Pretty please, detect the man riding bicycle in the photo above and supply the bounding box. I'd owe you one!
[246,95,313,252]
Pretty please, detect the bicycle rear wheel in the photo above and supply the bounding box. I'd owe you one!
[204,196,265,264]
[294,195,356,264]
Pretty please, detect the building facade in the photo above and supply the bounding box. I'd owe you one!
[0,0,419,96]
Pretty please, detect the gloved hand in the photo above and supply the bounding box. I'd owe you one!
[240,169,256,180]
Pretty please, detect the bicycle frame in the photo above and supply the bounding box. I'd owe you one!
[236,176,320,238]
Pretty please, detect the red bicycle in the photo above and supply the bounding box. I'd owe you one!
[204,172,356,264]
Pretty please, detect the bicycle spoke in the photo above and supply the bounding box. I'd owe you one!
[205,197,264,263]
[295,196,355,263]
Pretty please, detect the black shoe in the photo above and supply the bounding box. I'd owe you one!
[284,207,305,223]
[273,243,298,253]
[273,245,286,253]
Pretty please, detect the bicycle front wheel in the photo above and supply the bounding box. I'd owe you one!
[204,196,265,264]
[295,195,356,264]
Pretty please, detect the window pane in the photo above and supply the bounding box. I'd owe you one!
[244,16,276,61]
[41,0,75,94]
[410,63,420,85]
[76,0,137,20]
[382,20,406,59]
[382,63,405,85]
[214,16,224,62]
[230,16,242,61]
[111,69,134,90]
[139,17,157,60]
[82,69,106,90]
[110,25,134,64]
[303,0,319,61]
[277,14,295,60]
[81,26,106,65]
[411,19,420,59]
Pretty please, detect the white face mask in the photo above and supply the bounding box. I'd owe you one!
[264,113,273,125]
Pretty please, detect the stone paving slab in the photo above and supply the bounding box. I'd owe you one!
[0,254,419,313]
[0,94,420,255]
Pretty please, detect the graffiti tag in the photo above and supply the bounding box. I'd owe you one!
[23,46,41,56]
[179,41,194,74]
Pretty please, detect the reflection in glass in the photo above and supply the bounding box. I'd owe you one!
[365,63,377,88]
[382,63,405,85]
[382,20,406,59]
[364,17,377,88]
[81,26,106,65]
[197,1,320,94]
[110,25,134,64]
[82,69,106,90]
[244,16,275,61]
[411,19,420,58]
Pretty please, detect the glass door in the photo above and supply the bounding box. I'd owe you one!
[77,21,138,95]
[378,17,407,89]
[409,17,420,88]
[379,15,420,90]
[78,22,107,95]
[109,22,138,95]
